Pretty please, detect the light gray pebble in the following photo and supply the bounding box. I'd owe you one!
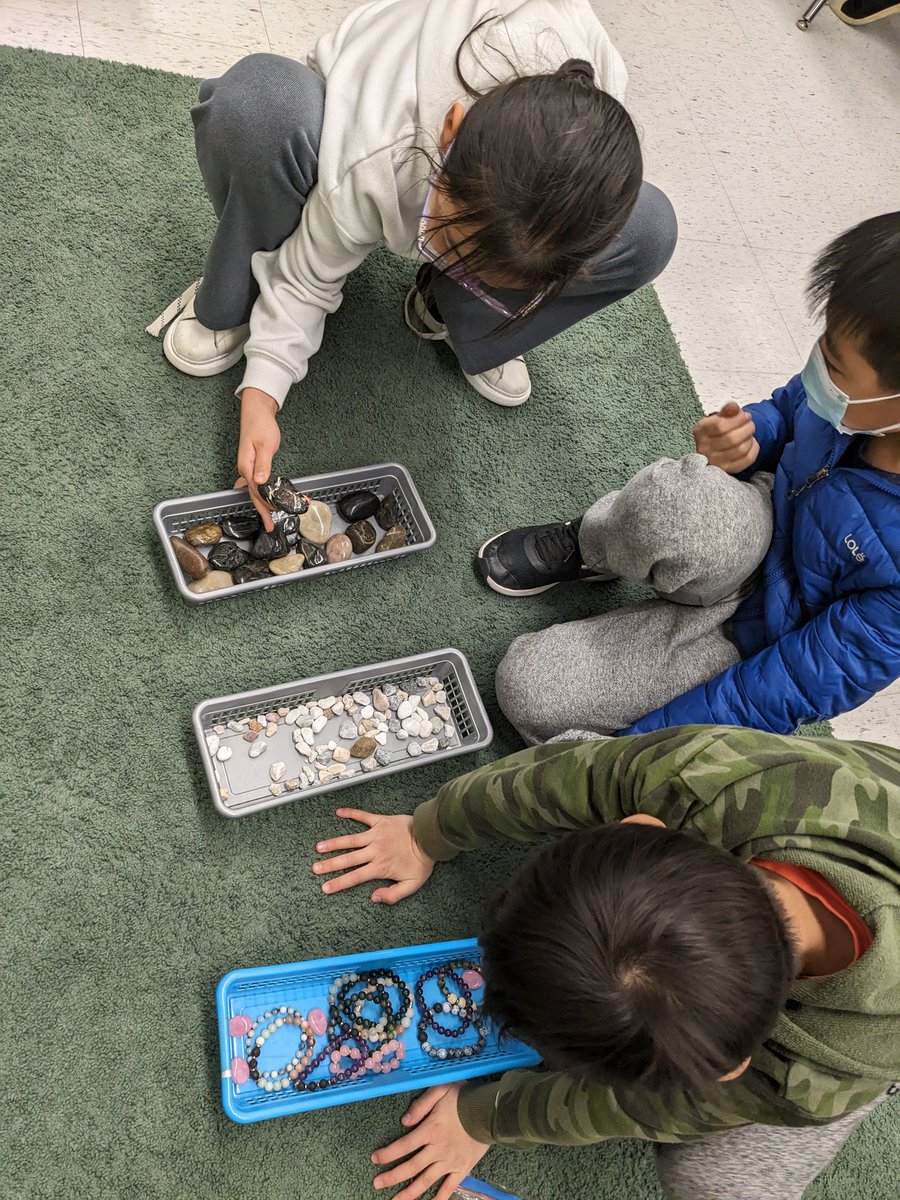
[226,720,247,733]
[422,690,436,707]
[374,748,391,766]
[302,764,316,784]
[388,718,401,733]
[421,738,439,753]
[352,691,370,706]
[396,730,409,740]
[284,777,301,791]
[301,727,315,746]
[444,723,455,739]
[415,676,430,689]
[294,715,315,729]
[406,742,423,757]
[311,715,327,734]
[359,756,378,773]
[359,704,375,720]
[216,746,233,762]
[434,704,451,721]
[206,733,220,755]
[339,720,359,740]
[401,717,421,736]
[435,690,447,703]
[397,699,415,720]
[389,695,402,711]
[285,708,300,725]
[318,695,338,710]
[317,749,333,765]
[382,683,398,696]
[269,782,284,797]
[431,717,444,734]
[331,700,345,716]
[249,742,267,758]
[213,724,226,735]
[270,762,286,782]
[332,747,351,763]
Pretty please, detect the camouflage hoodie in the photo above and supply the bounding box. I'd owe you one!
[412,726,900,1148]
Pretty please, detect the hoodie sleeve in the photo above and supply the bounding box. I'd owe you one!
[737,376,805,477]
[622,585,900,736]
[237,182,379,407]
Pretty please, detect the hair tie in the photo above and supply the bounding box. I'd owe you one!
[558,58,596,86]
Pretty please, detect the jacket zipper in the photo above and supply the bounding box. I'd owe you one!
[787,466,830,500]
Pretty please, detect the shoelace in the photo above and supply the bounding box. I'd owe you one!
[531,522,580,569]
[145,277,202,337]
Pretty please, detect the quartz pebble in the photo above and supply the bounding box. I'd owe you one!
[277,707,289,717]
[311,715,327,734]
[431,717,444,734]
[205,734,220,754]
[352,692,370,705]
[227,719,248,732]
[422,691,435,707]
[216,746,233,762]
[270,762,286,782]
[434,704,451,721]
[325,534,353,564]
[213,724,226,735]
[421,738,439,753]
[332,746,351,763]
[376,525,407,552]
[396,730,409,740]
[337,489,380,523]
[359,756,378,773]
[269,782,285,797]
[171,535,210,580]
[359,704,375,720]
[318,696,337,709]
[298,499,332,544]
[300,727,315,746]
[184,521,222,547]
[219,787,229,801]
[284,777,301,792]
[248,741,267,758]
[346,520,377,553]
[265,723,278,738]
[444,723,455,739]
[401,717,421,736]
[406,742,422,758]
[374,731,388,746]
[397,699,415,720]
[302,765,316,784]
[350,736,377,759]
[269,552,305,575]
[285,708,300,725]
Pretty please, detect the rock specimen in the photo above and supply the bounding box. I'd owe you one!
[269,553,305,575]
[207,541,250,573]
[377,525,407,552]
[233,559,272,584]
[298,499,332,544]
[300,539,327,568]
[337,489,380,522]
[270,762,286,782]
[221,514,261,540]
[187,570,232,594]
[251,527,289,560]
[376,493,401,530]
[170,535,209,579]
[259,473,310,515]
[184,522,222,547]
[325,533,353,563]
[350,736,377,759]
[248,741,267,758]
[274,511,301,544]
[346,520,377,553]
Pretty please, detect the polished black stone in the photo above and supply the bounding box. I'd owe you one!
[337,489,380,523]
[259,473,310,515]
[251,527,289,559]
[233,558,273,584]
[207,541,250,573]
[375,493,401,530]
[220,514,261,540]
[345,519,377,553]
[300,538,327,569]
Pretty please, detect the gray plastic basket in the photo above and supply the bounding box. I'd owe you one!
[154,462,435,603]
[194,648,493,818]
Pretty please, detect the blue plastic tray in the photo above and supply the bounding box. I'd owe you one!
[216,938,541,1124]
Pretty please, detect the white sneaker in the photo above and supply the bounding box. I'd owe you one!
[159,287,249,378]
[403,286,532,407]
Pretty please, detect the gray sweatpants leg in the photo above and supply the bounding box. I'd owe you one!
[190,54,326,330]
[429,181,678,374]
[495,456,774,742]
[656,1096,887,1200]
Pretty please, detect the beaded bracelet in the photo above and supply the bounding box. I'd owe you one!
[243,1006,315,1092]
[415,961,488,1061]
[327,970,413,1045]
[293,1032,406,1092]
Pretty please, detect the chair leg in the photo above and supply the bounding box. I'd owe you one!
[797,0,829,28]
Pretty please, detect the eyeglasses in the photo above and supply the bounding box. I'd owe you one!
[415,178,547,322]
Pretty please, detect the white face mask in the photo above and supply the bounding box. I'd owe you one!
[802,341,900,437]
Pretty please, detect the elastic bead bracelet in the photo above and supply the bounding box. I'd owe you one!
[415,961,488,1061]
[242,1006,315,1092]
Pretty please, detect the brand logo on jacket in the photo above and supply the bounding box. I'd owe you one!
[843,534,866,563]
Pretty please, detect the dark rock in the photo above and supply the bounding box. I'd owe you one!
[259,473,310,515]
[170,535,209,580]
[207,541,250,573]
[377,524,408,552]
[376,493,401,530]
[346,520,377,553]
[221,515,261,540]
[184,522,222,547]
[273,510,301,545]
[337,490,380,523]
[233,559,273,584]
[300,539,327,568]
[251,527,289,559]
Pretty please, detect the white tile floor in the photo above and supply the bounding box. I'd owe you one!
[3,0,899,742]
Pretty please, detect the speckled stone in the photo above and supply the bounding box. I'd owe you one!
[359,756,378,773]
[298,499,332,545]
[376,493,401,530]
[374,748,391,767]
[338,720,358,740]
[337,489,380,523]
[269,552,305,575]
[233,559,272,584]
[325,533,353,564]
[187,570,232,594]
[346,520,377,553]
[171,535,209,580]
[406,742,423,758]
[184,522,222,547]
[376,525,407,553]
[350,736,377,759]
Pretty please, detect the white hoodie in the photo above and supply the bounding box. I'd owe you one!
[239,0,628,406]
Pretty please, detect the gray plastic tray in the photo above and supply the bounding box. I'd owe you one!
[194,649,493,818]
[154,462,436,603]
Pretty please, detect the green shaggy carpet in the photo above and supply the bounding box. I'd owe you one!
[0,45,894,1200]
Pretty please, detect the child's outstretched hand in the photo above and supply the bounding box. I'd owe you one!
[370,1083,490,1200]
[313,809,436,904]
[235,387,281,531]
[693,402,760,474]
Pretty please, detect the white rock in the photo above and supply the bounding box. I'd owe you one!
[374,731,388,746]
[345,702,358,715]
[401,717,421,736]
[297,705,309,715]
[302,764,316,783]
[332,701,345,716]
[310,705,323,719]
[342,693,353,706]
[359,756,378,773]
[294,741,314,759]
[277,707,289,717]
[416,707,430,723]
[265,723,278,738]
[213,724,226,735]
[435,690,446,703]
[397,700,415,721]
[311,715,327,734]
[352,691,370,706]
[285,707,300,725]
[434,704,451,721]
[205,733,220,754]
[431,717,444,734]
[421,738,439,753]
[332,747,351,763]
[375,721,389,733]
[270,762,286,782]
[269,782,284,797]
[327,739,337,750]
[216,746,233,762]
[422,690,435,707]
[396,730,409,740]
[318,695,337,710]
[249,742,267,759]
[359,704,374,720]
[407,742,423,757]
[226,720,247,733]
[315,745,330,756]
[301,727,315,746]
[444,723,455,739]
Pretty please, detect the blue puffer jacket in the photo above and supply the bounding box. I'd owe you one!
[625,373,900,735]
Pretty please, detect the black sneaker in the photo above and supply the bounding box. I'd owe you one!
[476,520,608,596]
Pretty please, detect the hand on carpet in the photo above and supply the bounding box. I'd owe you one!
[693,402,760,474]
[236,388,281,530]
[371,1083,490,1200]
[313,809,435,903]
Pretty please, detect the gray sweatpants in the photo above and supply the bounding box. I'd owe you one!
[190,54,678,374]
[496,455,775,742]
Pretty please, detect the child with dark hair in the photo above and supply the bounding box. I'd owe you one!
[311,726,900,1200]
[152,0,676,530]
[477,212,900,741]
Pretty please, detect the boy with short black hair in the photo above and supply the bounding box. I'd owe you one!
[312,726,900,1200]
[475,213,900,742]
